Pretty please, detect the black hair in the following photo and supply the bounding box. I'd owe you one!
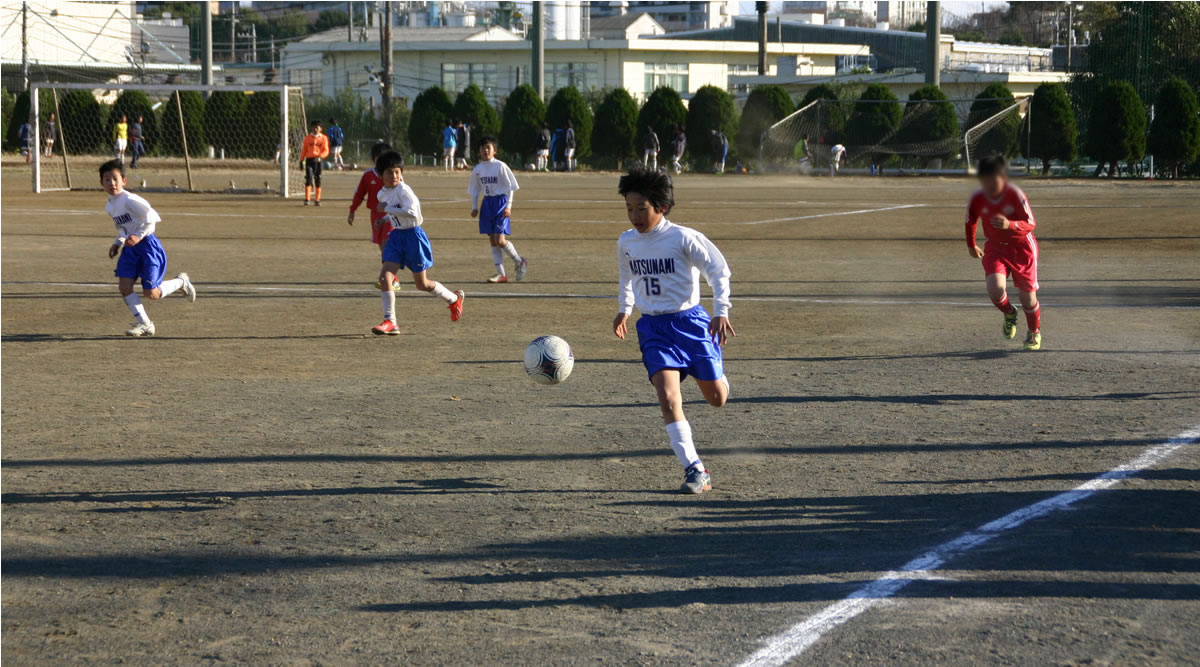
[369,142,393,161]
[618,165,674,214]
[329,118,338,124]
[977,154,1008,176]
[375,150,405,173]
[310,119,322,128]
[479,135,498,149]
[566,119,573,128]
[99,159,125,179]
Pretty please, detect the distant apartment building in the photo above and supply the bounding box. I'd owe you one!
[877,0,925,30]
[589,1,737,32]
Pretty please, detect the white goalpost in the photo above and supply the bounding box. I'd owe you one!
[29,82,307,196]
[963,97,1029,173]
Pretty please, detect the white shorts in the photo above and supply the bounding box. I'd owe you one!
[444,146,456,159]
[565,148,575,158]
[332,145,343,156]
[115,139,128,152]
[537,149,550,157]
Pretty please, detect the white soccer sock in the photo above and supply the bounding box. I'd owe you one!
[123,293,149,324]
[381,290,396,323]
[158,278,183,297]
[430,281,458,304]
[491,247,506,275]
[501,241,522,263]
[666,420,702,470]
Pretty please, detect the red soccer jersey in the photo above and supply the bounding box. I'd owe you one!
[965,184,1037,249]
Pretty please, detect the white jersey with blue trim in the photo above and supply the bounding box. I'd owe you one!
[617,219,732,318]
[468,158,519,207]
[106,190,161,245]
[378,182,423,230]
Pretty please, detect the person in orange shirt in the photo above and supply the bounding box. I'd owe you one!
[300,120,330,206]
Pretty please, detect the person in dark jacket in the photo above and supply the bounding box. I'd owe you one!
[564,120,577,171]
[641,126,660,170]
[710,129,728,174]
[669,124,686,174]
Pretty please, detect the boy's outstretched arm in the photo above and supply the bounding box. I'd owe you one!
[614,242,635,339]
[686,235,736,345]
[965,205,983,258]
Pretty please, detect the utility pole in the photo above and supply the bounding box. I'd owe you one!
[381,2,393,144]
[1065,2,1074,72]
[21,1,29,91]
[202,1,213,94]
[250,23,257,63]
[756,1,768,76]
[531,2,544,99]
[230,4,238,63]
[925,1,941,87]
[348,1,353,42]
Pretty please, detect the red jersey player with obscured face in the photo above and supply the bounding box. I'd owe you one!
[348,142,401,291]
[966,155,1042,350]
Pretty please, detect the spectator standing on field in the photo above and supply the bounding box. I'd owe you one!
[129,115,145,169]
[641,126,660,170]
[18,121,32,164]
[113,114,129,162]
[710,129,728,174]
[442,119,458,172]
[551,125,566,171]
[829,143,847,177]
[43,112,57,157]
[535,122,551,171]
[328,119,345,170]
[669,124,686,174]
[564,120,577,171]
[456,119,471,170]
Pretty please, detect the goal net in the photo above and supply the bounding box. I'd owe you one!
[29,83,307,196]
[763,96,1029,173]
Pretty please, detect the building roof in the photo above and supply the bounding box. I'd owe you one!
[589,12,655,31]
[298,25,522,43]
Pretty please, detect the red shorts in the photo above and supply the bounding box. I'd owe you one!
[982,235,1039,292]
[371,215,390,246]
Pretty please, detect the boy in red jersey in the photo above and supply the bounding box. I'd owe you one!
[966,155,1041,350]
[349,142,400,291]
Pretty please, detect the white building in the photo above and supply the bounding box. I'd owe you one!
[280,24,867,104]
[877,0,925,30]
[589,1,737,32]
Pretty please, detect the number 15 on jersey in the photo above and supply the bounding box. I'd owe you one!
[642,276,661,296]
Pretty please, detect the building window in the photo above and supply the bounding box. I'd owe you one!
[545,62,598,93]
[728,64,757,94]
[441,63,499,97]
[289,69,322,97]
[644,63,689,93]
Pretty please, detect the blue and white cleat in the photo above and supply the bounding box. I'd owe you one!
[681,465,712,494]
[514,258,528,282]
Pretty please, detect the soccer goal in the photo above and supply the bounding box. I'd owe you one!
[963,97,1029,173]
[29,82,307,196]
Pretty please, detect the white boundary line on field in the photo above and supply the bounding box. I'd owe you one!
[5,283,1198,309]
[744,204,926,225]
[736,424,1200,667]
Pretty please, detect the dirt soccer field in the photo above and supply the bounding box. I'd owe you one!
[2,167,1198,665]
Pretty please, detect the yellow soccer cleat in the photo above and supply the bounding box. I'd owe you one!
[1003,308,1018,340]
[373,280,403,291]
[1023,331,1042,351]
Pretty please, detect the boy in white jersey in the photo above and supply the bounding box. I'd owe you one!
[371,151,465,335]
[100,160,195,337]
[468,136,527,284]
[613,167,735,494]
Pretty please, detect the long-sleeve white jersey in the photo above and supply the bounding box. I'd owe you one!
[105,190,161,245]
[617,219,732,318]
[378,181,423,230]
[468,158,519,208]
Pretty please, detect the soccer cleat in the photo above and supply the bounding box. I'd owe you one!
[177,272,196,302]
[1003,308,1018,339]
[514,258,528,282]
[125,321,156,337]
[372,320,400,336]
[449,290,465,322]
[487,274,509,284]
[681,465,712,494]
[373,280,404,291]
[1023,331,1042,351]
[314,200,322,207]
[303,200,310,206]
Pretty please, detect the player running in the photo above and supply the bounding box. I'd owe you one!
[327,118,345,171]
[469,136,526,284]
[966,155,1042,351]
[371,150,464,335]
[349,142,402,292]
[100,159,196,337]
[612,166,735,494]
[300,120,329,206]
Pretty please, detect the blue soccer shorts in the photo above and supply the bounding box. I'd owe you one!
[478,194,511,235]
[382,226,434,273]
[114,233,167,290]
[636,305,724,383]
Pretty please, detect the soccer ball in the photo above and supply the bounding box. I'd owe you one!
[523,335,574,385]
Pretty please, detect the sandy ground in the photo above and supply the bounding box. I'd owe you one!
[2,167,1199,665]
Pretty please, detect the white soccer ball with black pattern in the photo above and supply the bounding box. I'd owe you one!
[524,335,574,385]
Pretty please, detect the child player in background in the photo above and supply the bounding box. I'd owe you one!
[612,166,735,494]
[300,120,329,206]
[348,142,401,291]
[327,118,345,171]
[370,151,464,335]
[469,136,526,284]
[966,155,1042,351]
[100,159,196,337]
